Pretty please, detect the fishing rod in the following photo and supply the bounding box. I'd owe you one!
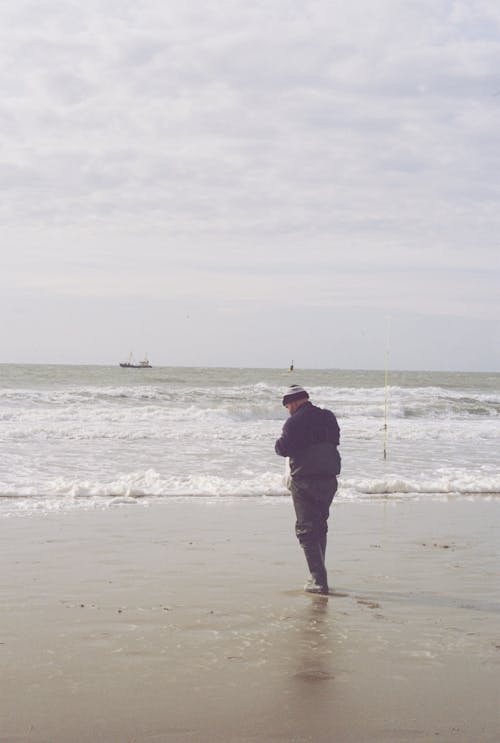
[383,318,390,460]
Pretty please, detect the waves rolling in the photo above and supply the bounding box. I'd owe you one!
[0,366,498,514]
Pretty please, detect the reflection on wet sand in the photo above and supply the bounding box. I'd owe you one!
[265,595,345,742]
[292,597,336,685]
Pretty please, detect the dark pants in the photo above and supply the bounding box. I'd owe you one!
[290,477,337,587]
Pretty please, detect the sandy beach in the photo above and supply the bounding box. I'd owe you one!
[1,497,498,743]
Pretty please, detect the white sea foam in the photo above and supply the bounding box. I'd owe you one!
[2,466,499,516]
[341,468,500,499]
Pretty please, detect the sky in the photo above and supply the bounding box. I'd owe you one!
[1,0,499,371]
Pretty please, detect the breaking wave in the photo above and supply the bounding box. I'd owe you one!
[1,467,499,516]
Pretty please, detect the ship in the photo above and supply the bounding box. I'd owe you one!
[119,353,152,369]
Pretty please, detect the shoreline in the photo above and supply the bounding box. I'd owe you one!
[1,498,498,742]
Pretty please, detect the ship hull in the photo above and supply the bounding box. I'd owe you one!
[119,363,152,368]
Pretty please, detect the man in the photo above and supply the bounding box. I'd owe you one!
[275,385,341,595]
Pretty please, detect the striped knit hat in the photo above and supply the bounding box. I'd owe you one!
[282,385,309,406]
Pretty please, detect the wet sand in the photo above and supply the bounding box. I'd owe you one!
[1,498,499,742]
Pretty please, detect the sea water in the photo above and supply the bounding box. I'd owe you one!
[0,365,498,515]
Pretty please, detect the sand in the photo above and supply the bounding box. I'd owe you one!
[1,497,498,743]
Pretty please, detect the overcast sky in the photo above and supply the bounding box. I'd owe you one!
[1,0,499,371]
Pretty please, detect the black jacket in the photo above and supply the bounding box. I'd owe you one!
[275,401,341,479]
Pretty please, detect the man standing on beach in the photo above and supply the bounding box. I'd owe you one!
[275,385,341,595]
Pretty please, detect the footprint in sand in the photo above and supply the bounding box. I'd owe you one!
[357,599,380,609]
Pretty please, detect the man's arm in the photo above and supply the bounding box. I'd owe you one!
[275,417,295,457]
[324,410,340,446]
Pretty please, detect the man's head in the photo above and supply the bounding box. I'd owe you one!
[282,385,309,414]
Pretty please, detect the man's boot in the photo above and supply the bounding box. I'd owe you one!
[302,541,328,595]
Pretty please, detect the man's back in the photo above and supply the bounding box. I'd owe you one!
[275,401,341,479]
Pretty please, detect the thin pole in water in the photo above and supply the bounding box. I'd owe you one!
[383,318,390,460]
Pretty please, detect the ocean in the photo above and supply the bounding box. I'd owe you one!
[0,365,498,516]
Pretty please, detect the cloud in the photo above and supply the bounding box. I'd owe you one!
[0,0,499,368]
